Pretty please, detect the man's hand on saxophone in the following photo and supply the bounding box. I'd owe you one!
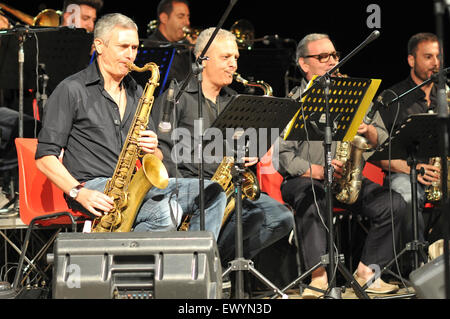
[300,160,344,181]
[242,157,259,167]
[416,163,440,186]
[357,122,378,148]
[76,188,114,217]
[138,129,164,160]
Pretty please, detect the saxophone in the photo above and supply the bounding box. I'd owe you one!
[334,135,370,204]
[212,156,260,226]
[91,62,169,232]
[179,74,269,231]
[425,157,443,202]
[425,88,450,202]
[213,73,273,225]
[234,72,273,96]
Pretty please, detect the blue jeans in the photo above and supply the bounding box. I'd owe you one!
[384,172,425,242]
[217,193,294,265]
[82,177,226,240]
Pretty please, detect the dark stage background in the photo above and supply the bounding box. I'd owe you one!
[5,0,450,94]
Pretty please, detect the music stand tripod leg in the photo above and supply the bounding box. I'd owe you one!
[223,163,287,299]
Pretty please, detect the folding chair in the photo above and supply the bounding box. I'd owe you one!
[12,138,89,292]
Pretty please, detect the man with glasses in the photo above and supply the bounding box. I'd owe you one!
[276,33,406,298]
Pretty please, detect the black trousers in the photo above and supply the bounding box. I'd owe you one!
[281,177,406,270]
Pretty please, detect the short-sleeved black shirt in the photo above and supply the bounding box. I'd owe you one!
[36,60,154,183]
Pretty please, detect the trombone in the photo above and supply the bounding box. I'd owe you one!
[0,2,61,27]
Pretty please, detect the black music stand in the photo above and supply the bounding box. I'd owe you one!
[280,76,381,299]
[211,94,299,299]
[371,113,450,285]
[131,46,176,96]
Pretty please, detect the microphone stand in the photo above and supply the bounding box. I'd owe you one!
[433,0,450,299]
[173,0,238,230]
[0,25,60,138]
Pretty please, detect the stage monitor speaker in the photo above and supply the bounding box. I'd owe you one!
[48,231,222,299]
[410,254,447,299]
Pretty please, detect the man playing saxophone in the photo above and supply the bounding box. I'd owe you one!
[35,13,226,239]
[152,28,294,271]
[378,33,442,266]
[277,33,406,298]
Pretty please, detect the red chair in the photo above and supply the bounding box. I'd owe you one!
[12,138,88,290]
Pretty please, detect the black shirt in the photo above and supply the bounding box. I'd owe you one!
[152,77,235,179]
[379,75,437,133]
[143,29,193,85]
[36,60,153,183]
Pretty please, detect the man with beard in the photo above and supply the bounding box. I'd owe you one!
[143,0,194,85]
[378,33,441,267]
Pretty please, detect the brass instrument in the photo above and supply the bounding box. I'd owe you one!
[0,2,61,26]
[146,18,202,41]
[91,62,169,232]
[146,19,255,49]
[213,157,261,227]
[234,72,273,96]
[182,26,202,41]
[180,74,271,230]
[231,19,255,50]
[334,135,371,204]
[425,89,450,202]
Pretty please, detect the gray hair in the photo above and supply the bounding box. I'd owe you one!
[295,33,330,62]
[94,13,138,45]
[194,27,236,57]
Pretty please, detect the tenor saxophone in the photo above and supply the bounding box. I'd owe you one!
[91,62,169,232]
[234,72,273,96]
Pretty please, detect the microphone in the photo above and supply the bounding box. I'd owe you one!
[158,81,175,133]
[363,89,393,124]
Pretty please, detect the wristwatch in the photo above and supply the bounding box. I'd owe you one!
[68,184,84,200]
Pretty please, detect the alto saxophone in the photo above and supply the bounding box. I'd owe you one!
[91,62,169,232]
[425,92,450,202]
[334,135,370,204]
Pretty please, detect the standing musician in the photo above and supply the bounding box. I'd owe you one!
[378,33,441,261]
[152,28,294,269]
[276,33,406,298]
[142,0,194,85]
[35,13,226,239]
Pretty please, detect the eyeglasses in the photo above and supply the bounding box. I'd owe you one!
[304,51,341,63]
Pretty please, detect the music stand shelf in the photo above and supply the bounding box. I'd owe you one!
[284,77,381,143]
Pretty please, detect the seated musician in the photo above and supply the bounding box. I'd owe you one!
[377,33,442,269]
[35,13,226,239]
[277,33,406,298]
[152,28,294,271]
